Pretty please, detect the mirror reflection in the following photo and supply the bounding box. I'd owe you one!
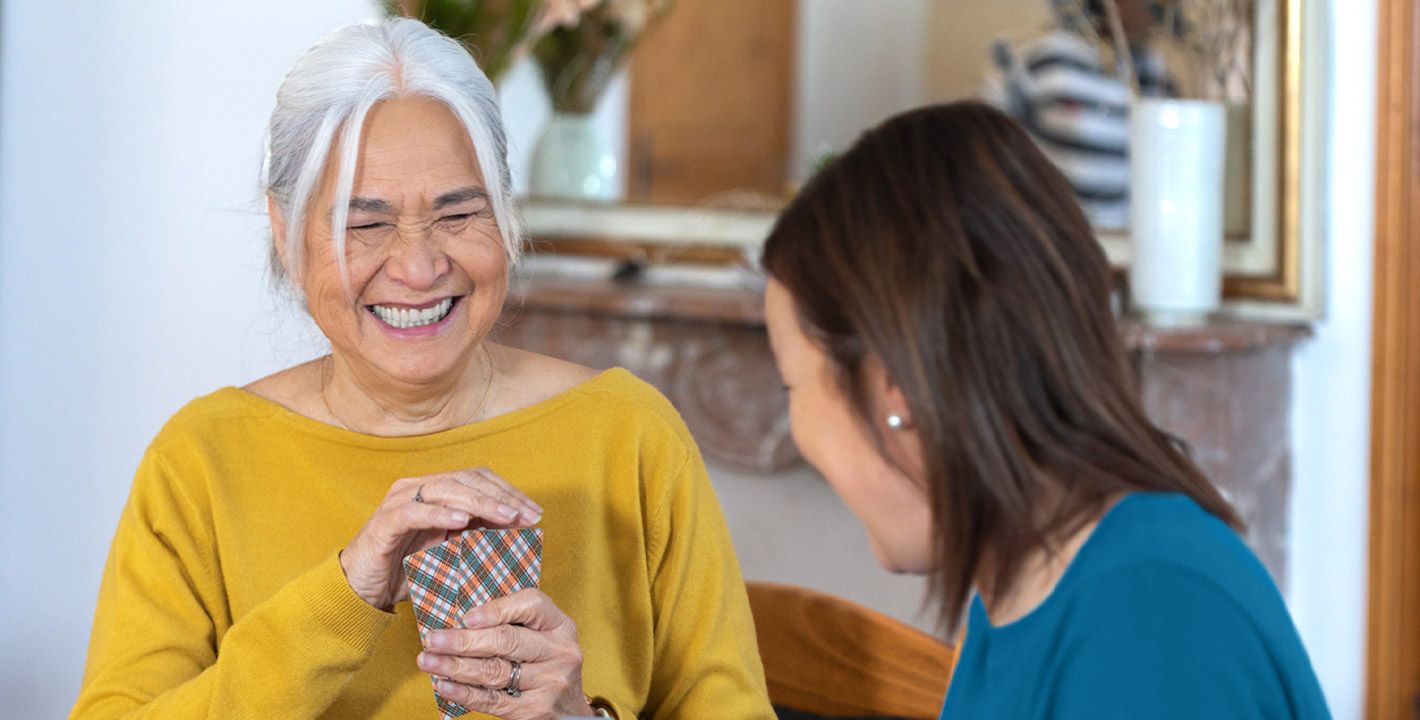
[494,0,1254,237]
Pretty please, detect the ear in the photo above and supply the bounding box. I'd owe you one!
[866,357,914,431]
[267,194,291,277]
[880,378,914,431]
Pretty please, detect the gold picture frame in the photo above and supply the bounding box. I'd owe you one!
[1091,0,1318,317]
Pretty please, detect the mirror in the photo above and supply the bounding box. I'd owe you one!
[517,0,1316,316]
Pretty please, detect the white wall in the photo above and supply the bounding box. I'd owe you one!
[0,3,379,717]
[1286,0,1376,717]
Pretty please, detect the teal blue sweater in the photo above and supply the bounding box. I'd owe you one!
[940,493,1330,719]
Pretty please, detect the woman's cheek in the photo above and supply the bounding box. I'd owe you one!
[785,395,815,467]
[788,391,840,474]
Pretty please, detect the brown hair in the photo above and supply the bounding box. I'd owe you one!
[761,101,1240,630]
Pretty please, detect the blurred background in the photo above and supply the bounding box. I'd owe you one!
[0,0,1379,717]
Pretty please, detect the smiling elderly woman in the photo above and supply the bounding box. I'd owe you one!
[69,19,772,720]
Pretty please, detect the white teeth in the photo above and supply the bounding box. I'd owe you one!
[370,298,455,329]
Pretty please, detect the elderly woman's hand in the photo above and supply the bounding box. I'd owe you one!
[417,589,597,719]
[339,468,542,611]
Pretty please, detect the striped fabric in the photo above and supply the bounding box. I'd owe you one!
[984,30,1174,229]
[404,528,544,719]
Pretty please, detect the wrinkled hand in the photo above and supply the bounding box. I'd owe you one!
[340,468,542,611]
[417,589,596,719]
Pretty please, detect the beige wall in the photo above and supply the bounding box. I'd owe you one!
[924,0,1054,102]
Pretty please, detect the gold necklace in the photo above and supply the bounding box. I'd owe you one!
[319,348,496,433]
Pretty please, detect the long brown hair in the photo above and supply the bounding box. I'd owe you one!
[761,101,1240,630]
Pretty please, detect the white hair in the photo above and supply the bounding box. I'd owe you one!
[262,17,522,287]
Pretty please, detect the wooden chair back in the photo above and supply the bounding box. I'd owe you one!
[746,581,958,719]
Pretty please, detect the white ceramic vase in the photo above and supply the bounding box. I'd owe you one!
[529,112,621,202]
[1128,98,1227,326]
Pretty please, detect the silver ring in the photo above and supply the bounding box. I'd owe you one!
[413,485,425,504]
[503,659,521,697]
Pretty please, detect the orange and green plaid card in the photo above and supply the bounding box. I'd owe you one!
[403,527,543,719]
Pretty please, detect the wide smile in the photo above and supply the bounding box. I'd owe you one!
[366,296,459,330]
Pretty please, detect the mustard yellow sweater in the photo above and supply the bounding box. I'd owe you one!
[72,369,773,719]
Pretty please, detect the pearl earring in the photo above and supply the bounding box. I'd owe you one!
[885,414,905,429]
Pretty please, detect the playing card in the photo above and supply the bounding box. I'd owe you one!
[404,527,544,719]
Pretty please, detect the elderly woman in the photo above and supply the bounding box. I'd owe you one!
[761,102,1330,718]
[70,19,771,720]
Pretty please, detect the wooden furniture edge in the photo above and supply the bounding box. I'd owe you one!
[1367,0,1420,715]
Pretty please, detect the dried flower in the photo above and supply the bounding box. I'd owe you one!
[535,0,600,35]
[532,0,674,113]
[1101,0,1253,102]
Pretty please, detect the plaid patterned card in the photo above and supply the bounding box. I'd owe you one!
[404,527,544,719]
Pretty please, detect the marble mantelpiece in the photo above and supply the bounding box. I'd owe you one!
[499,276,793,470]
[496,273,1309,585]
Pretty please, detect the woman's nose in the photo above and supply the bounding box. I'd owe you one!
[383,227,448,290]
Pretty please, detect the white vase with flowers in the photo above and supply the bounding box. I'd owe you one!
[1104,0,1253,324]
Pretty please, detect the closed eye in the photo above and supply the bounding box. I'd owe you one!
[439,213,472,223]
[349,222,389,231]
